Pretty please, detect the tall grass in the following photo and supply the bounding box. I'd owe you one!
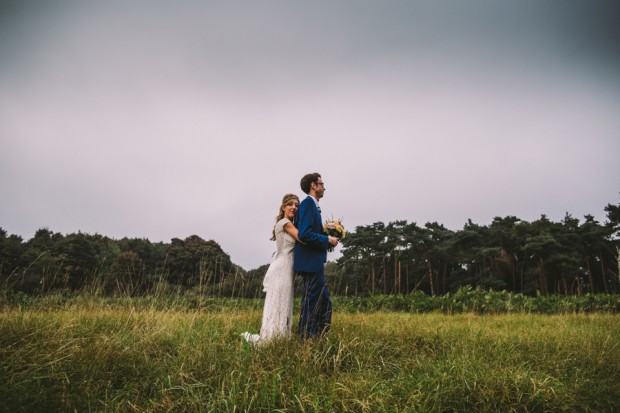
[333,287,620,314]
[3,286,619,314]
[1,301,619,412]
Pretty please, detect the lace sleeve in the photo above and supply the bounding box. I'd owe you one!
[276,218,291,232]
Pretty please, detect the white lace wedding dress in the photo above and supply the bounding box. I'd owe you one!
[242,218,295,345]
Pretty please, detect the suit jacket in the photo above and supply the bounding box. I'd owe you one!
[293,195,329,272]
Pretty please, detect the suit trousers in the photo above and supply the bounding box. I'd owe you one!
[297,269,332,339]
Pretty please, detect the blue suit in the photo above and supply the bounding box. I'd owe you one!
[294,195,332,338]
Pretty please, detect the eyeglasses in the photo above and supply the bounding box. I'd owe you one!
[315,181,325,187]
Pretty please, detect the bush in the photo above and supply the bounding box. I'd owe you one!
[333,286,620,314]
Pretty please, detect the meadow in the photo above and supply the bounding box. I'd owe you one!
[1,293,619,412]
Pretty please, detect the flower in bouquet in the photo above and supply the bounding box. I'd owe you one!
[323,218,346,251]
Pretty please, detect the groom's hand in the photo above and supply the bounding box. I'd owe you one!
[328,236,339,247]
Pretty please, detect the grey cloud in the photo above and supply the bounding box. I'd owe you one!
[1,1,619,269]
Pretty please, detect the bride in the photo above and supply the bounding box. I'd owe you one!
[242,193,300,345]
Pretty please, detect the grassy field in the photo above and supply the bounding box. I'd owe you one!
[1,301,619,412]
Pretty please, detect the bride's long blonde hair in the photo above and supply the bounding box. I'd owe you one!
[270,193,299,240]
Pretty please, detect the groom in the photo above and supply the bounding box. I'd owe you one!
[294,172,339,339]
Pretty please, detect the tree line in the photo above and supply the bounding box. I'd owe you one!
[332,201,620,296]
[1,199,619,297]
[0,230,242,296]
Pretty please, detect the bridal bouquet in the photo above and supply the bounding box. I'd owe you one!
[324,218,346,251]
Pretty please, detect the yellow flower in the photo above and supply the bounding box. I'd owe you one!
[324,218,346,239]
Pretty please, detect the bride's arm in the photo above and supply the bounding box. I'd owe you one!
[283,222,301,242]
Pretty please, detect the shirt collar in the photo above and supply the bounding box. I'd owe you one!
[309,195,320,207]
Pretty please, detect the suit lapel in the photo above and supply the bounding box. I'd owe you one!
[298,195,323,233]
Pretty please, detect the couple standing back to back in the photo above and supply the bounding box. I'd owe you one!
[242,172,339,345]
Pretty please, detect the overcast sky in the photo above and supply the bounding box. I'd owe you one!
[1,1,619,270]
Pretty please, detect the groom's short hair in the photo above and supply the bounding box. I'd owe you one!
[300,173,321,194]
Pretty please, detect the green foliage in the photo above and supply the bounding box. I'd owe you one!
[0,229,242,296]
[1,196,620,298]
[337,199,620,296]
[164,235,234,286]
[332,287,620,314]
[3,286,618,317]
